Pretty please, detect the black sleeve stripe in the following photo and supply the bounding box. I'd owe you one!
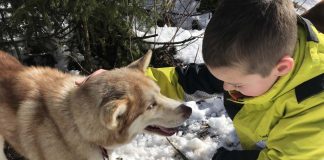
[295,74,324,103]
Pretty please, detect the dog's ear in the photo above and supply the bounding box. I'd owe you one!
[127,49,152,72]
[75,69,106,86]
[100,99,128,130]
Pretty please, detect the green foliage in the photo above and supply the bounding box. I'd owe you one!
[0,0,162,72]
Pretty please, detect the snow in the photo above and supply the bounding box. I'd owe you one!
[112,0,321,159]
[136,26,205,64]
[111,97,239,160]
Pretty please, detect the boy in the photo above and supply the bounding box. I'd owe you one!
[77,0,324,159]
[146,0,324,159]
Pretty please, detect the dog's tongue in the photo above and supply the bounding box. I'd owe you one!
[159,126,178,135]
[145,125,178,136]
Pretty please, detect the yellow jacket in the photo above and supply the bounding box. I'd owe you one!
[146,17,324,160]
[234,18,324,160]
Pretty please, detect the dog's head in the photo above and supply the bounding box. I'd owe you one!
[71,50,192,148]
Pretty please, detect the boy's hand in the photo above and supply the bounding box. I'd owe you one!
[75,69,106,86]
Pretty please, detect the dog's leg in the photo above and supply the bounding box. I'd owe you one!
[0,135,8,160]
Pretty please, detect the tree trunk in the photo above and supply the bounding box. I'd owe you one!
[80,17,96,73]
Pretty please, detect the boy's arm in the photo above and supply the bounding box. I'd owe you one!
[146,63,224,101]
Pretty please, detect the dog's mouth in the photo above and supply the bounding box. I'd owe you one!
[145,125,178,136]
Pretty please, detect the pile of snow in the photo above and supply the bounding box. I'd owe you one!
[112,96,240,160]
[135,26,205,64]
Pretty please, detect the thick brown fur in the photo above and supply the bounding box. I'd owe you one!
[0,50,191,160]
[302,0,324,33]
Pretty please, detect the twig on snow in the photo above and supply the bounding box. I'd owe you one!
[166,137,190,160]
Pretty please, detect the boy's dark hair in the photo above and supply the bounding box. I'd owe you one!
[202,0,297,77]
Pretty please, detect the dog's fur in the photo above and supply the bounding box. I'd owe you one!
[0,50,192,160]
[302,0,324,33]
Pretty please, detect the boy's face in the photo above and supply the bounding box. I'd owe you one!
[208,66,279,97]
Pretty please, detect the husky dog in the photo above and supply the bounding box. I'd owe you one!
[0,50,192,160]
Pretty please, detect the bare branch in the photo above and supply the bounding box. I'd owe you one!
[67,54,91,74]
[166,137,190,160]
[132,34,158,40]
[143,35,199,45]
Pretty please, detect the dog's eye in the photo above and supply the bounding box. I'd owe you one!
[147,102,157,110]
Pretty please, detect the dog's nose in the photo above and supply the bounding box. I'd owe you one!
[178,104,192,119]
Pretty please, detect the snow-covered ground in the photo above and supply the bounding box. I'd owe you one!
[112,97,239,160]
[112,0,321,159]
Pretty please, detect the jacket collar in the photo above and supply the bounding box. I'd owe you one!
[297,15,319,42]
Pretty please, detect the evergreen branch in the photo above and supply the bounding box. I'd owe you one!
[0,39,25,45]
[0,25,76,45]
[56,25,77,39]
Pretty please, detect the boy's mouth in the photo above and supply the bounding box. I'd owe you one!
[229,91,246,100]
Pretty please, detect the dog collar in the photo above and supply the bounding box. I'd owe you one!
[100,146,109,160]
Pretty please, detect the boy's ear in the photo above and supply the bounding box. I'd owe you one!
[274,55,294,76]
[127,50,152,72]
